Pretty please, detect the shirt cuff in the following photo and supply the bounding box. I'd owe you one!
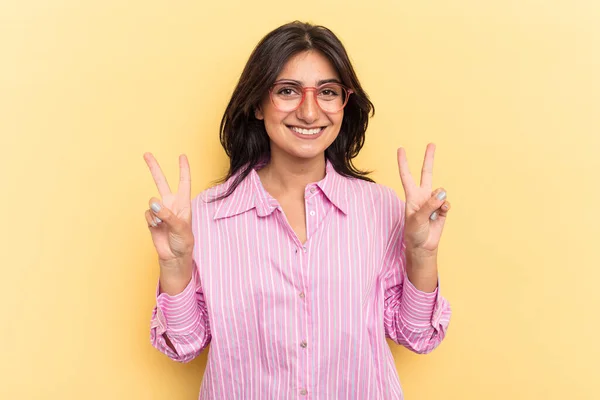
[399,272,439,327]
[154,271,199,335]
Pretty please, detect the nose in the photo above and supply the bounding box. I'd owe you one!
[296,89,319,123]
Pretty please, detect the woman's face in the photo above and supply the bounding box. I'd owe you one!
[255,50,344,162]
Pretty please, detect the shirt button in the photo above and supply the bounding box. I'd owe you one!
[300,340,307,348]
[310,187,316,194]
[300,388,308,396]
[302,246,307,253]
[156,308,167,332]
[299,292,305,299]
[309,210,315,216]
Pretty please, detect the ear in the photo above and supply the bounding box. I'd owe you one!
[254,106,264,120]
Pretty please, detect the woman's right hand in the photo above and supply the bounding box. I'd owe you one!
[143,153,194,274]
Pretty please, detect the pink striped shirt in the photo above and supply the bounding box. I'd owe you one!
[150,159,451,399]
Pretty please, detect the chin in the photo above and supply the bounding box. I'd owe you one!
[278,143,330,161]
[292,150,328,160]
[291,138,337,159]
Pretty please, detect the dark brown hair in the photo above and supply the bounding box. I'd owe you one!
[214,21,375,200]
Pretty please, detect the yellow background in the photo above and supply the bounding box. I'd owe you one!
[1,1,599,399]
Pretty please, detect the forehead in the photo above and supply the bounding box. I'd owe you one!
[276,50,340,84]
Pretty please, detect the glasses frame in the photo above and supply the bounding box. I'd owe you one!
[268,80,354,114]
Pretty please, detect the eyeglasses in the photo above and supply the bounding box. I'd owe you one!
[269,81,353,113]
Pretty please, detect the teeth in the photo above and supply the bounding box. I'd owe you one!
[291,126,322,135]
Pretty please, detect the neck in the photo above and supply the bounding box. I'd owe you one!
[257,151,326,197]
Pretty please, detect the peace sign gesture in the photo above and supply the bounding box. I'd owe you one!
[143,153,195,267]
[397,143,451,258]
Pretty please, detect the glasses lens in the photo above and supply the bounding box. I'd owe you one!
[316,83,347,113]
[270,83,349,112]
[271,83,303,112]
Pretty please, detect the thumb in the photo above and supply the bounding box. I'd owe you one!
[419,188,447,221]
[149,198,185,234]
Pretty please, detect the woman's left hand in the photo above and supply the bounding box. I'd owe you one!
[397,143,451,259]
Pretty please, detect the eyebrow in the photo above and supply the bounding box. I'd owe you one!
[275,78,342,86]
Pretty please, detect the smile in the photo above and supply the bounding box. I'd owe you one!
[287,126,326,139]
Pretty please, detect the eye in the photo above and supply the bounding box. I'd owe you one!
[318,85,342,99]
[274,84,301,97]
[320,89,338,96]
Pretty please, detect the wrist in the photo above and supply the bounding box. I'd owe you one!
[405,249,438,293]
[405,248,437,267]
[159,256,194,295]
[159,253,193,270]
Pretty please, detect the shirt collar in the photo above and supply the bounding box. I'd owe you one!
[316,159,349,215]
[211,158,349,220]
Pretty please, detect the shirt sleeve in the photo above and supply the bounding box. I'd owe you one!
[381,194,452,354]
[149,259,211,362]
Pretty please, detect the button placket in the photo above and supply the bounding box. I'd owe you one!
[293,240,310,397]
[296,241,311,397]
[304,185,319,241]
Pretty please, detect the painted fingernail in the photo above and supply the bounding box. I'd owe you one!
[154,217,162,224]
[151,202,161,213]
[442,204,449,211]
[436,191,446,201]
[430,211,438,220]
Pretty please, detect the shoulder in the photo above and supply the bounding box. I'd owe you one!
[191,180,233,217]
[341,176,405,233]
[343,176,404,213]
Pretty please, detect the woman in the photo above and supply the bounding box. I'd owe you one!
[143,21,452,399]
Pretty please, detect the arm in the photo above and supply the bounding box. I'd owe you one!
[382,201,451,354]
[143,153,210,362]
[150,259,211,363]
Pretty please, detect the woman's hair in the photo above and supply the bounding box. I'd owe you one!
[214,20,375,200]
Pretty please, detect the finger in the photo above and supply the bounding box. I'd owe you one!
[149,198,184,234]
[438,200,451,216]
[430,200,451,220]
[420,143,435,190]
[420,188,447,221]
[397,147,417,197]
[143,152,173,198]
[145,209,162,228]
[178,154,191,200]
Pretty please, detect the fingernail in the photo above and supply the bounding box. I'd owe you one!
[430,211,438,220]
[151,202,161,213]
[436,191,446,201]
[154,217,162,224]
